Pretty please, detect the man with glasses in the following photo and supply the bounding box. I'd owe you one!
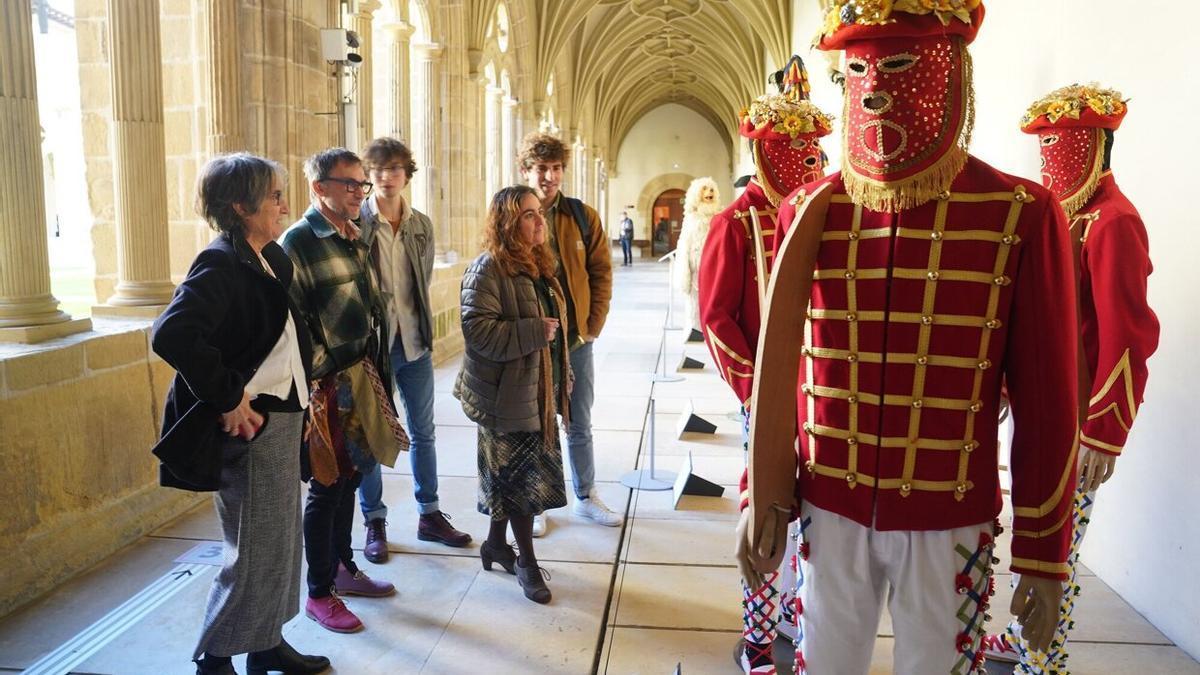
[356,137,472,559]
[282,148,399,634]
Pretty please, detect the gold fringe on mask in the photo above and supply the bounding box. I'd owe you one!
[753,140,786,208]
[843,41,976,213]
[1060,128,1107,218]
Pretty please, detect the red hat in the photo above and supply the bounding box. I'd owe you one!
[739,55,833,142]
[1021,84,1128,133]
[816,1,984,51]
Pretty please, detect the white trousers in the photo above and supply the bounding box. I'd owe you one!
[797,502,996,675]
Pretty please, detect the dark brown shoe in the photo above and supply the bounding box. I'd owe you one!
[364,518,389,563]
[418,511,472,547]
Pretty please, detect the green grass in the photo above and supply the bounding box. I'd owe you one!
[50,266,96,319]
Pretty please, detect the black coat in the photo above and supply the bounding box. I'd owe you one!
[151,233,313,492]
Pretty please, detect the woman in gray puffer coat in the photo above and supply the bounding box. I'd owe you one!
[455,185,572,604]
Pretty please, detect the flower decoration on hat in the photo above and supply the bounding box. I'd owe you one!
[817,0,984,50]
[740,95,834,142]
[1020,83,1128,133]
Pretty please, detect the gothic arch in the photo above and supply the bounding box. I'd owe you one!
[635,171,694,239]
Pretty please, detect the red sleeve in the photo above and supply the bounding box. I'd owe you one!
[698,211,756,407]
[1005,194,1080,580]
[1079,214,1159,455]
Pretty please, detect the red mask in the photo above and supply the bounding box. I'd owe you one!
[1037,127,1105,216]
[841,35,973,212]
[756,137,827,206]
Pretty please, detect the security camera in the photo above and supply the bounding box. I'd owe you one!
[346,30,361,49]
[346,53,363,67]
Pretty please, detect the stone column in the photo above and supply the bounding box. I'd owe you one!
[410,42,442,233]
[501,96,517,185]
[0,2,90,342]
[384,20,414,140]
[95,0,175,316]
[204,0,244,153]
[485,85,503,195]
[348,0,380,146]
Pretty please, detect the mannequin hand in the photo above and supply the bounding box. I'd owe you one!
[734,506,788,589]
[219,391,263,440]
[1011,575,1063,653]
[1078,446,1117,493]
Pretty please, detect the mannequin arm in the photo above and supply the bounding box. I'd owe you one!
[1079,445,1118,492]
[1011,575,1065,653]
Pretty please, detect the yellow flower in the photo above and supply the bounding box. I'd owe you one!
[782,116,806,135]
[1045,102,1067,122]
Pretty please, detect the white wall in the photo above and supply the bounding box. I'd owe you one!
[789,0,1200,658]
[608,103,732,240]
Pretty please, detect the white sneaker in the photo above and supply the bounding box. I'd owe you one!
[532,513,548,538]
[573,492,623,527]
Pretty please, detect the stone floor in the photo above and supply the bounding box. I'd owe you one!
[1,259,1196,674]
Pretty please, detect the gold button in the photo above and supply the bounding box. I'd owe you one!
[846,437,858,446]
[801,347,812,356]
[803,423,814,435]
[969,401,983,413]
[994,275,1011,286]
[846,353,858,363]
[847,395,858,404]
[921,315,934,325]
[963,441,979,453]
[916,356,929,365]
[844,270,857,280]
[802,385,813,395]
[1001,234,1018,245]
[900,482,912,496]
[848,231,859,241]
[912,399,923,409]
[956,481,969,494]
[927,271,940,281]
[846,313,857,322]
[985,319,1002,329]
[1014,186,1029,202]
[805,460,816,472]
[845,472,857,484]
[978,359,992,370]
[938,190,952,200]
[931,231,944,241]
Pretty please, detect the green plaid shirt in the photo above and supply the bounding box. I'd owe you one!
[282,207,387,379]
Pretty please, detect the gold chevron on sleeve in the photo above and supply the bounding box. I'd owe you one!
[1088,348,1138,422]
[1081,433,1124,455]
[706,327,754,367]
[1086,402,1132,433]
[1013,432,1079,519]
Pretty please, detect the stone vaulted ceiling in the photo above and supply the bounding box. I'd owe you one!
[470,0,792,168]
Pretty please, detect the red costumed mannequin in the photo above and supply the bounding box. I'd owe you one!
[981,84,1160,674]
[736,3,1081,674]
[698,56,832,674]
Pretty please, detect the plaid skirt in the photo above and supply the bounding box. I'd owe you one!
[476,426,567,519]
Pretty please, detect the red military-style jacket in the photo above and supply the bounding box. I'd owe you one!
[773,157,1079,580]
[698,180,778,408]
[1074,173,1159,455]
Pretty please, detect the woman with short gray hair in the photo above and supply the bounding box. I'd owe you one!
[151,153,330,675]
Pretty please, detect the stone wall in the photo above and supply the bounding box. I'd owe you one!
[0,324,204,617]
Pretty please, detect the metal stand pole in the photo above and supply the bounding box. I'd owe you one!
[650,328,684,383]
[661,250,681,330]
[620,398,676,490]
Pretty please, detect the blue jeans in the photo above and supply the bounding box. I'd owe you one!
[358,340,440,521]
[620,238,633,265]
[566,341,596,499]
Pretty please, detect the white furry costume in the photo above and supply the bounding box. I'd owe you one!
[676,177,721,333]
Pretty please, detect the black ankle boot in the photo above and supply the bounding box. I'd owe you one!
[195,654,236,675]
[515,559,552,604]
[245,639,330,675]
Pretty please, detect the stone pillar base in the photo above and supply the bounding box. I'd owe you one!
[0,318,92,344]
[91,304,168,320]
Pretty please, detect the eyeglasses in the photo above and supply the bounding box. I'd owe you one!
[321,177,373,196]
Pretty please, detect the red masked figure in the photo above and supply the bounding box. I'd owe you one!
[741,3,1082,673]
[984,84,1160,673]
[698,56,833,675]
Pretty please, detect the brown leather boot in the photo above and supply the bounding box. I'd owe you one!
[364,518,389,563]
[417,511,472,547]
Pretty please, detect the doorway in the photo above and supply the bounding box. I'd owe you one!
[650,188,685,258]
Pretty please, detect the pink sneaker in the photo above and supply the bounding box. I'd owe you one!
[979,632,1020,663]
[335,563,396,597]
[305,592,364,633]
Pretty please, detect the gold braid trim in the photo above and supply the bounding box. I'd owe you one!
[842,43,974,213]
[1060,128,1107,217]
